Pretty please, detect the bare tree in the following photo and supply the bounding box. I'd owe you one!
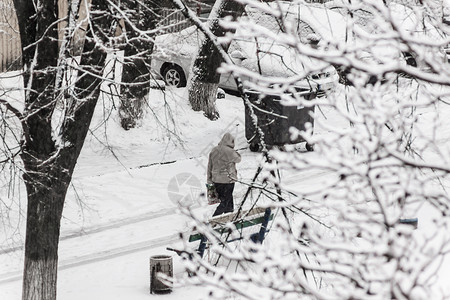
[172,0,450,299]
[9,0,116,298]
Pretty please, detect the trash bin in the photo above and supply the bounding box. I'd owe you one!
[150,255,173,294]
[245,91,316,152]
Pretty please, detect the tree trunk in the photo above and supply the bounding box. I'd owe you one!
[21,166,69,300]
[189,80,222,119]
[14,0,62,298]
[119,0,160,130]
[188,0,245,120]
[14,0,114,298]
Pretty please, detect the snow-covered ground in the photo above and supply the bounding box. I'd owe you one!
[0,83,289,299]
[1,79,449,299]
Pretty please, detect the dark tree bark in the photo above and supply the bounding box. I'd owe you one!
[12,0,116,299]
[119,0,161,130]
[188,0,245,120]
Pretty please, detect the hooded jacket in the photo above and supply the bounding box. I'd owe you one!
[207,133,241,184]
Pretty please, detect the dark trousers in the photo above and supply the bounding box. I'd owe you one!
[212,183,235,216]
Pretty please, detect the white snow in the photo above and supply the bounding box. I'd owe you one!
[0,80,265,299]
[0,74,450,299]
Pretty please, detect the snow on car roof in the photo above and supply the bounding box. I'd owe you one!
[245,2,347,43]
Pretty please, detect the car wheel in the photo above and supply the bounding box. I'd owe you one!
[162,65,187,88]
[305,143,314,152]
[249,141,260,152]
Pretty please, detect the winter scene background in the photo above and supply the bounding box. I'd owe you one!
[1,0,450,299]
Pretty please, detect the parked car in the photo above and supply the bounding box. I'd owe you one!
[151,3,340,97]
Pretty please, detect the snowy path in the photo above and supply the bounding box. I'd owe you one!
[0,206,190,284]
[0,206,183,256]
[0,157,211,286]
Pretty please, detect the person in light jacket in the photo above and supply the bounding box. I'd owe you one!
[207,132,241,216]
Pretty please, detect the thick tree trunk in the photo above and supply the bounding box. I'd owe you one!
[188,0,245,120]
[21,168,68,300]
[189,80,221,119]
[15,0,62,298]
[13,0,114,299]
[119,0,160,130]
